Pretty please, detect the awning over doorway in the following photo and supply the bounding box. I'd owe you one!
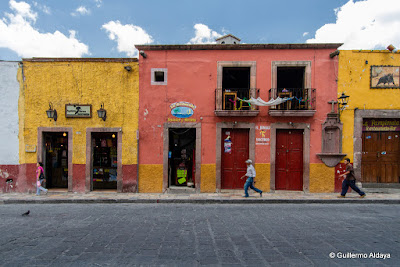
[237,96,293,106]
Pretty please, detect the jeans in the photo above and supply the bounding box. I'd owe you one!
[244,177,262,197]
[36,179,48,195]
[341,179,365,196]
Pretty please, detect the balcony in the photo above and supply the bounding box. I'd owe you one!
[268,88,316,117]
[215,88,260,117]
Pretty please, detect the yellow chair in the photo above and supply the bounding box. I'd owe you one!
[223,92,237,110]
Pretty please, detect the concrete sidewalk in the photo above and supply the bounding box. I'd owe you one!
[1,190,400,204]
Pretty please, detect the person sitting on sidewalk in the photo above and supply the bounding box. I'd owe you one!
[338,158,366,198]
[240,159,262,198]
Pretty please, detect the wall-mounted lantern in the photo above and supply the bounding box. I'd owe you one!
[46,102,57,121]
[139,50,147,58]
[97,103,107,121]
[338,92,350,121]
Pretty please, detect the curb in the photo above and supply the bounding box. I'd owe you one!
[1,198,400,204]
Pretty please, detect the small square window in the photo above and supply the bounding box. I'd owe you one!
[154,71,165,82]
[151,68,168,85]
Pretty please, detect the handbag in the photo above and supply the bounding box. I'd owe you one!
[36,180,41,187]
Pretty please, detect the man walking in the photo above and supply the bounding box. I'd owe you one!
[338,158,366,198]
[240,159,262,198]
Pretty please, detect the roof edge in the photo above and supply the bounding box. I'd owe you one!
[22,58,138,62]
[136,43,343,51]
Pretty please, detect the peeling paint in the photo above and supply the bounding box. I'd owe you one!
[0,169,10,179]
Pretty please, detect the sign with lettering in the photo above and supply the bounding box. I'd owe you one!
[65,104,92,118]
[255,125,270,145]
[362,119,400,131]
[169,101,196,121]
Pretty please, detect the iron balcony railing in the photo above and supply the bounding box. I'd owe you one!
[215,88,260,111]
[268,88,316,110]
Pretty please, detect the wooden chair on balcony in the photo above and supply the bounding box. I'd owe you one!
[236,98,251,110]
[278,91,292,110]
[223,92,237,110]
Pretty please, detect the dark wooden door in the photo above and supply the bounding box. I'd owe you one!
[362,131,400,183]
[276,130,303,190]
[221,129,249,189]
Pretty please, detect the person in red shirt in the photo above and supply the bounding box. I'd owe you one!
[338,158,366,198]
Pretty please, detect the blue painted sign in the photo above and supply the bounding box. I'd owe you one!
[170,102,196,119]
[171,106,194,118]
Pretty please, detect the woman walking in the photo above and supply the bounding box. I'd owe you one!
[36,162,48,196]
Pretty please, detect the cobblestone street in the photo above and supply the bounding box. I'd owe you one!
[0,204,399,266]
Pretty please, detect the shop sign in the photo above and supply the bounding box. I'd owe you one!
[362,119,400,131]
[170,102,196,119]
[255,125,270,145]
[65,104,92,118]
[25,144,36,152]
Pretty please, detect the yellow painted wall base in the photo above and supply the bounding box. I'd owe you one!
[255,163,270,192]
[139,164,163,193]
[201,164,216,193]
[309,163,334,192]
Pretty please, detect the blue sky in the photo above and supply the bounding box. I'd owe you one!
[1,0,399,60]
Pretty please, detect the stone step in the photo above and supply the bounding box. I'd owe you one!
[167,186,196,194]
[362,188,400,194]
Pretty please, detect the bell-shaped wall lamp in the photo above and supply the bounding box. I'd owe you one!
[46,102,57,121]
[97,103,107,121]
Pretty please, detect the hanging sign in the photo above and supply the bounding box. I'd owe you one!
[65,104,92,118]
[362,119,400,131]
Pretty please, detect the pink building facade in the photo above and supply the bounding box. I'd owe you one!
[136,41,342,193]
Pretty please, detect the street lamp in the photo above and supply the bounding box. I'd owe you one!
[337,92,350,121]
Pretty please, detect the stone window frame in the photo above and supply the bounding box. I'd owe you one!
[37,127,73,192]
[86,128,123,193]
[353,109,400,182]
[271,61,312,89]
[216,61,257,110]
[151,68,168,85]
[216,122,255,192]
[270,123,310,192]
[163,122,202,193]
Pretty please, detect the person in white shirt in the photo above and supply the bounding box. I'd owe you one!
[240,159,262,197]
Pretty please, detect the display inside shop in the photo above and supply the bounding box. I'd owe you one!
[92,133,118,189]
[44,132,68,188]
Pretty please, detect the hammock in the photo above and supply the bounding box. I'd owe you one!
[237,96,293,106]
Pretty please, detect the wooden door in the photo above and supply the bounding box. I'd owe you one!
[362,131,400,183]
[276,130,303,190]
[221,129,249,189]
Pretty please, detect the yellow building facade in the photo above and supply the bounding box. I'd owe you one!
[19,58,139,193]
[338,50,400,186]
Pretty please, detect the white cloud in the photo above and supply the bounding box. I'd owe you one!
[0,0,89,58]
[32,1,51,14]
[94,0,103,8]
[187,24,223,44]
[10,0,37,21]
[303,32,309,37]
[71,6,90,16]
[102,20,153,57]
[306,0,400,50]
